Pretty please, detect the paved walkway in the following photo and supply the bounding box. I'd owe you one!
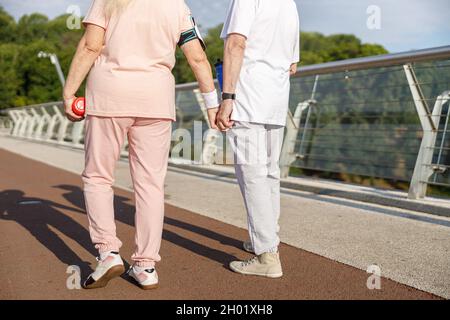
[0,146,443,299]
[1,135,450,298]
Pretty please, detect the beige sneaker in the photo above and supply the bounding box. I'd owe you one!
[229,252,283,278]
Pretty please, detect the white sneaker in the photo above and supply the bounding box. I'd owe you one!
[83,251,125,289]
[127,266,159,290]
[229,252,283,278]
[243,241,254,253]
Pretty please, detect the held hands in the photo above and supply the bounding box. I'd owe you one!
[206,100,234,132]
[203,89,234,132]
[63,94,84,122]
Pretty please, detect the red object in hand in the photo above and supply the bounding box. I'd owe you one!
[72,97,86,117]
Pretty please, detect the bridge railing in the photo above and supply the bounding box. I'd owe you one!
[285,47,450,200]
[2,46,450,199]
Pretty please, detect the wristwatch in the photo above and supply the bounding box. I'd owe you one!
[222,92,236,101]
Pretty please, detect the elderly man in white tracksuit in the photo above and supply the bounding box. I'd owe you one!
[216,0,300,278]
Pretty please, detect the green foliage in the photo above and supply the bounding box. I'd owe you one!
[204,25,225,75]
[0,6,16,42]
[0,8,85,108]
[299,32,388,65]
[16,13,49,44]
[0,43,21,108]
[16,39,61,104]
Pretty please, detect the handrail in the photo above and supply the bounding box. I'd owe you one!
[294,45,450,77]
[3,101,62,112]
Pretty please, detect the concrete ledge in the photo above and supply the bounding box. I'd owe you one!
[169,162,450,218]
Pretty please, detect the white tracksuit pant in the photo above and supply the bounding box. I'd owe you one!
[228,121,285,255]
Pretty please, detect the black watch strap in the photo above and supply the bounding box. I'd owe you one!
[222,92,236,101]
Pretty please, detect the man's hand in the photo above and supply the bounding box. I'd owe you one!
[63,94,84,122]
[207,107,219,130]
[290,63,298,76]
[216,99,234,132]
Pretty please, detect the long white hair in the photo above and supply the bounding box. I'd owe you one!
[105,0,133,16]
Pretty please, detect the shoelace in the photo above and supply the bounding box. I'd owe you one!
[241,256,258,267]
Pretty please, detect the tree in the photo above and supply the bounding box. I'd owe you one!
[299,32,388,65]
[16,13,49,44]
[203,24,225,74]
[0,44,22,108]
[16,39,61,105]
[0,6,16,43]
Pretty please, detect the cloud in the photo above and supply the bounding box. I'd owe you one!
[1,0,448,52]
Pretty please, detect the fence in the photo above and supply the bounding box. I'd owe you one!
[2,46,450,199]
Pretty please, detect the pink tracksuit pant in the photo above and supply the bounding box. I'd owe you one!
[82,115,172,267]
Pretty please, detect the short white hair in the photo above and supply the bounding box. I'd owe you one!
[105,0,133,16]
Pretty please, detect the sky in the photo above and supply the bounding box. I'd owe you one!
[1,0,449,53]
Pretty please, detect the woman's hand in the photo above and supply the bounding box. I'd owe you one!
[63,94,84,122]
[207,107,219,130]
[63,24,105,123]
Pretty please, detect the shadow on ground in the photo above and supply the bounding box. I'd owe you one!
[0,185,242,282]
[0,189,95,277]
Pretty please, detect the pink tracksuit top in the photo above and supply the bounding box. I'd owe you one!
[83,0,194,120]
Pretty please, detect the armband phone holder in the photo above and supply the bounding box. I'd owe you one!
[178,16,206,50]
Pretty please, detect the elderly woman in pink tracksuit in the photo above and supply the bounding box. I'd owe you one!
[63,0,219,290]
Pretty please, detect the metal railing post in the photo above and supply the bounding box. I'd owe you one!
[434,103,450,183]
[35,107,51,140]
[18,110,30,137]
[54,106,69,143]
[280,100,315,178]
[26,109,38,138]
[30,108,42,138]
[406,63,450,199]
[45,106,59,141]
[280,75,319,178]
[8,110,20,135]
